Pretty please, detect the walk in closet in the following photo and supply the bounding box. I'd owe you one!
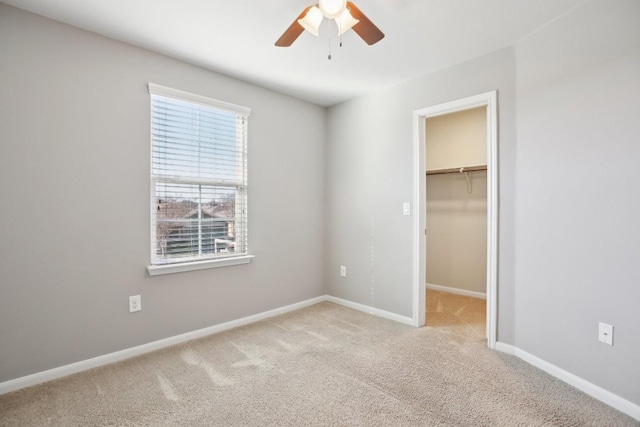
[425,106,487,298]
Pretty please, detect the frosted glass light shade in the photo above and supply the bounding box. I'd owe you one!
[336,9,359,35]
[298,6,323,36]
[319,0,347,19]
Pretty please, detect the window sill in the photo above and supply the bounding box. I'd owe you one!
[146,255,255,276]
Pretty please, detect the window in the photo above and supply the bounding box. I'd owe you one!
[147,84,252,275]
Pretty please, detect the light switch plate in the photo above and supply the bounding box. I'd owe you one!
[403,202,410,216]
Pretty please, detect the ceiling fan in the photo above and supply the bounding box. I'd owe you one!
[275,0,384,48]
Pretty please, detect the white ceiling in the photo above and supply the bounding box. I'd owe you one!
[5,0,586,106]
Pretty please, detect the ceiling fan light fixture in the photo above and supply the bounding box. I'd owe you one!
[336,9,359,35]
[275,1,384,48]
[297,6,323,36]
[319,0,347,19]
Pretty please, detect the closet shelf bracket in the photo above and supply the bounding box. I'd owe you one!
[461,168,472,193]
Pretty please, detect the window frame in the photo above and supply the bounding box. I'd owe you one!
[146,83,253,276]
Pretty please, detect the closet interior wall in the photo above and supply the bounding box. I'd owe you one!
[426,107,487,296]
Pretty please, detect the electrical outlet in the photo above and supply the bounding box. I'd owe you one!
[598,322,613,345]
[129,295,141,313]
[340,265,347,277]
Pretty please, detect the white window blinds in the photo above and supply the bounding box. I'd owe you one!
[148,83,250,265]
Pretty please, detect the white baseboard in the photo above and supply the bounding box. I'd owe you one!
[0,296,326,396]
[0,294,416,395]
[495,342,639,421]
[325,296,415,326]
[426,283,487,300]
[5,297,636,422]
[494,341,516,355]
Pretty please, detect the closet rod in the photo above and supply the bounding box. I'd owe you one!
[426,165,487,176]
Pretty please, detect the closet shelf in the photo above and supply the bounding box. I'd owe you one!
[426,165,487,176]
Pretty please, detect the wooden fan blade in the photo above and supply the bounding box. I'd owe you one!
[275,6,313,47]
[347,2,385,45]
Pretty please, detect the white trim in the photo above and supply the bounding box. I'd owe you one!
[4,295,638,422]
[325,296,415,326]
[412,111,426,327]
[413,91,498,349]
[0,295,415,395]
[495,341,516,355]
[426,283,486,300]
[495,343,640,421]
[0,295,324,395]
[148,83,251,116]
[146,255,255,276]
[485,91,498,348]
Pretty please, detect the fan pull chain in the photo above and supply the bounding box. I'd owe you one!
[327,19,332,60]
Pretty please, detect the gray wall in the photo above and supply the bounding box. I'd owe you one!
[325,48,517,341]
[0,5,326,382]
[514,0,640,405]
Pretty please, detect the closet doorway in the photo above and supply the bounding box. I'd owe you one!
[411,92,498,349]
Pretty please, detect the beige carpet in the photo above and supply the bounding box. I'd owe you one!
[1,301,637,426]
[426,289,487,339]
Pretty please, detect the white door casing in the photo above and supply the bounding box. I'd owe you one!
[412,91,498,349]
